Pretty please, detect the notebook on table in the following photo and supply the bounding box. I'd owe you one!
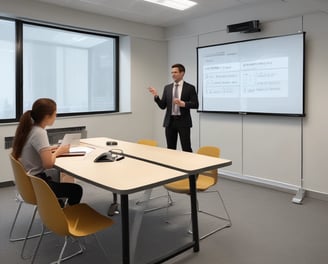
[57,133,86,157]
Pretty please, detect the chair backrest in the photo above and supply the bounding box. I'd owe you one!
[137,139,158,147]
[29,175,69,236]
[9,154,37,205]
[197,146,220,185]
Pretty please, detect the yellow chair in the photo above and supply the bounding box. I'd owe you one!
[29,175,114,264]
[9,154,44,259]
[109,139,160,215]
[164,146,231,239]
[136,139,158,146]
[135,139,173,212]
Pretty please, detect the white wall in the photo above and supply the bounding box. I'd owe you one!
[0,0,168,182]
[0,0,164,40]
[303,12,328,194]
[2,0,328,197]
[162,7,328,194]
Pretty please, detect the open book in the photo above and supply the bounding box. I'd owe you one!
[57,133,94,157]
[57,146,94,157]
[60,133,81,146]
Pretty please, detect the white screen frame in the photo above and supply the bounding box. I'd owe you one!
[197,33,305,116]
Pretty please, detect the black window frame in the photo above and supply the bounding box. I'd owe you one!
[0,17,120,123]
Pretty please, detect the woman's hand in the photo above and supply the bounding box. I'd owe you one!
[40,144,70,169]
[56,144,70,156]
[50,145,59,153]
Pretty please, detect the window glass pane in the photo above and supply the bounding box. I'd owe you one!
[0,20,16,119]
[23,24,117,114]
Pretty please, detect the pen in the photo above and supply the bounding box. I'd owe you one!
[116,156,125,161]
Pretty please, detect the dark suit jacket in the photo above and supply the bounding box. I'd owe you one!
[154,81,199,127]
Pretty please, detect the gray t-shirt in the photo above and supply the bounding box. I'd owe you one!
[19,126,50,176]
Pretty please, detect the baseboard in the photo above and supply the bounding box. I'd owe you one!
[0,181,14,188]
[219,170,328,202]
[305,190,328,202]
[219,170,298,194]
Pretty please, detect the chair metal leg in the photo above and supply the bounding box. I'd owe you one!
[165,191,184,224]
[21,206,38,259]
[31,224,46,264]
[9,194,41,242]
[136,188,173,213]
[52,236,84,264]
[9,194,49,243]
[31,229,84,264]
[9,198,52,260]
[9,198,24,242]
[57,234,108,263]
[166,189,232,239]
[9,198,42,259]
[55,236,69,264]
[188,190,232,240]
[93,234,111,262]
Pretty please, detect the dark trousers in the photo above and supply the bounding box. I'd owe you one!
[37,172,83,205]
[47,181,83,205]
[165,117,192,152]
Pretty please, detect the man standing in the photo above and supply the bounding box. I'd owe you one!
[149,63,199,152]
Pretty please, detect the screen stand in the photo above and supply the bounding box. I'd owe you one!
[292,188,305,204]
[292,117,305,205]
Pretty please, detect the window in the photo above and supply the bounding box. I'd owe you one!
[0,19,16,120]
[0,19,119,123]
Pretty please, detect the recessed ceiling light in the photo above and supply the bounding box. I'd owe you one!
[144,0,197,11]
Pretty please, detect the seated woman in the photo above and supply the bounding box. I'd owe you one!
[11,98,83,205]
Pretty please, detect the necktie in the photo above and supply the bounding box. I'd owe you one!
[173,83,179,115]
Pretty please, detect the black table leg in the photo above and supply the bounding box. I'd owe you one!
[189,174,200,252]
[121,194,130,264]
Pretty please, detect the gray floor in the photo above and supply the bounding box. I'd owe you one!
[1,177,328,264]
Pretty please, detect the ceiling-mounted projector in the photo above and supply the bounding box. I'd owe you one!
[227,20,261,33]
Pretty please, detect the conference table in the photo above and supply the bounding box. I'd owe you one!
[55,137,232,264]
